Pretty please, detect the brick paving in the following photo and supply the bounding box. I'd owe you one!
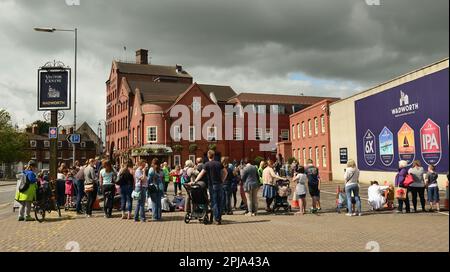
[0,182,448,252]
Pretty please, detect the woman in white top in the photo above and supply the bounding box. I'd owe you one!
[262,160,286,212]
[368,181,389,211]
[344,160,361,216]
[99,160,117,218]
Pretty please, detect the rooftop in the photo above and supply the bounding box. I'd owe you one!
[114,61,192,79]
[228,92,340,105]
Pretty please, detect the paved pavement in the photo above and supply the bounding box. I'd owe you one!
[0,182,448,252]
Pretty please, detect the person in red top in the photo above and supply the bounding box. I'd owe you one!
[170,165,182,196]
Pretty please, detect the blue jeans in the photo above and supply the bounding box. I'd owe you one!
[210,184,224,222]
[74,179,84,213]
[134,189,147,221]
[345,183,361,214]
[120,184,133,213]
[222,185,232,213]
[150,191,163,220]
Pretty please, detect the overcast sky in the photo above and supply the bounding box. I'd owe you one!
[0,0,448,133]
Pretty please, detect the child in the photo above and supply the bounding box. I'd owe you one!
[170,166,182,196]
[425,164,440,212]
[336,188,347,213]
[383,182,395,210]
[292,166,307,215]
[65,170,74,209]
[368,181,389,211]
[172,191,186,211]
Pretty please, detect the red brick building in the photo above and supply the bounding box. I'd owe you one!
[277,99,339,181]
[105,49,339,167]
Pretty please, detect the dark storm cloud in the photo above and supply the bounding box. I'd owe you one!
[0,0,448,126]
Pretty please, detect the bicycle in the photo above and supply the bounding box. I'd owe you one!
[33,183,62,223]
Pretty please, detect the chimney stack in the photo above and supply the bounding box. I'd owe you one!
[136,49,148,65]
[31,124,39,135]
[176,64,183,73]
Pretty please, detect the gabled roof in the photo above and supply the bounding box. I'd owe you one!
[128,81,191,103]
[198,84,237,102]
[228,92,340,105]
[114,61,192,79]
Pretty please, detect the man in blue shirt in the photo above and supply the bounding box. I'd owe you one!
[15,160,38,221]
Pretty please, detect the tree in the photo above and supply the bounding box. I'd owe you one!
[28,120,50,135]
[0,109,29,165]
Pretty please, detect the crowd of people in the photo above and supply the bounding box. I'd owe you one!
[14,151,447,223]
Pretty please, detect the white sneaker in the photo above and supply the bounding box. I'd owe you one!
[251,213,256,217]
[345,213,353,217]
[245,213,252,217]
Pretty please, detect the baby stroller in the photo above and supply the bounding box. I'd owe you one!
[273,180,292,213]
[183,183,213,225]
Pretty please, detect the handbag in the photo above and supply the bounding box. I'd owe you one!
[131,190,141,200]
[403,174,414,187]
[395,187,407,200]
[84,184,94,193]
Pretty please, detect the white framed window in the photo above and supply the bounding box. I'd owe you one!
[173,125,181,142]
[281,129,289,141]
[189,126,195,142]
[321,115,326,134]
[189,155,195,162]
[314,117,319,135]
[273,105,286,114]
[174,155,181,166]
[30,140,37,148]
[302,122,306,138]
[233,128,243,141]
[207,126,217,141]
[44,151,50,160]
[265,128,273,141]
[58,151,62,159]
[315,147,320,167]
[293,149,296,160]
[81,142,86,148]
[297,124,301,139]
[298,149,301,163]
[322,146,327,168]
[302,148,306,166]
[308,120,312,137]
[147,126,157,143]
[31,151,37,159]
[255,128,263,141]
[309,147,313,161]
[58,141,63,148]
[257,105,266,114]
[292,125,295,140]
[44,141,50,148]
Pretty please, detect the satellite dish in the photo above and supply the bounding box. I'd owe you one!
[209,92,218,104]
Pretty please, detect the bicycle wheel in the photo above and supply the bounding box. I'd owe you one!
[34,204,45,223]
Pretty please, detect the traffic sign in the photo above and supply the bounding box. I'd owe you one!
[49,127,58,139]
[67,134,81,144]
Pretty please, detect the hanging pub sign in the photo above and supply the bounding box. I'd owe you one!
[38,68,71,111]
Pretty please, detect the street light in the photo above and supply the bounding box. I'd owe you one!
[34,27,78,166]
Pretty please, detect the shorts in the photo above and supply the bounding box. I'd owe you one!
[297,194,306,199]
[427,187,440,202]
[308,184,320,197]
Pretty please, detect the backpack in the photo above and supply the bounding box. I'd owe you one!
[19,173,30,193]
[181,169,190,185]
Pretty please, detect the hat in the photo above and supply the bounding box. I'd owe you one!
[28,160,37,167]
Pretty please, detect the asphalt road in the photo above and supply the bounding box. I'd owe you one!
[0,184,18,220]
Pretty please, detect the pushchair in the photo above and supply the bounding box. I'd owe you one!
[183,182,213,225]
[273,180,292,213]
